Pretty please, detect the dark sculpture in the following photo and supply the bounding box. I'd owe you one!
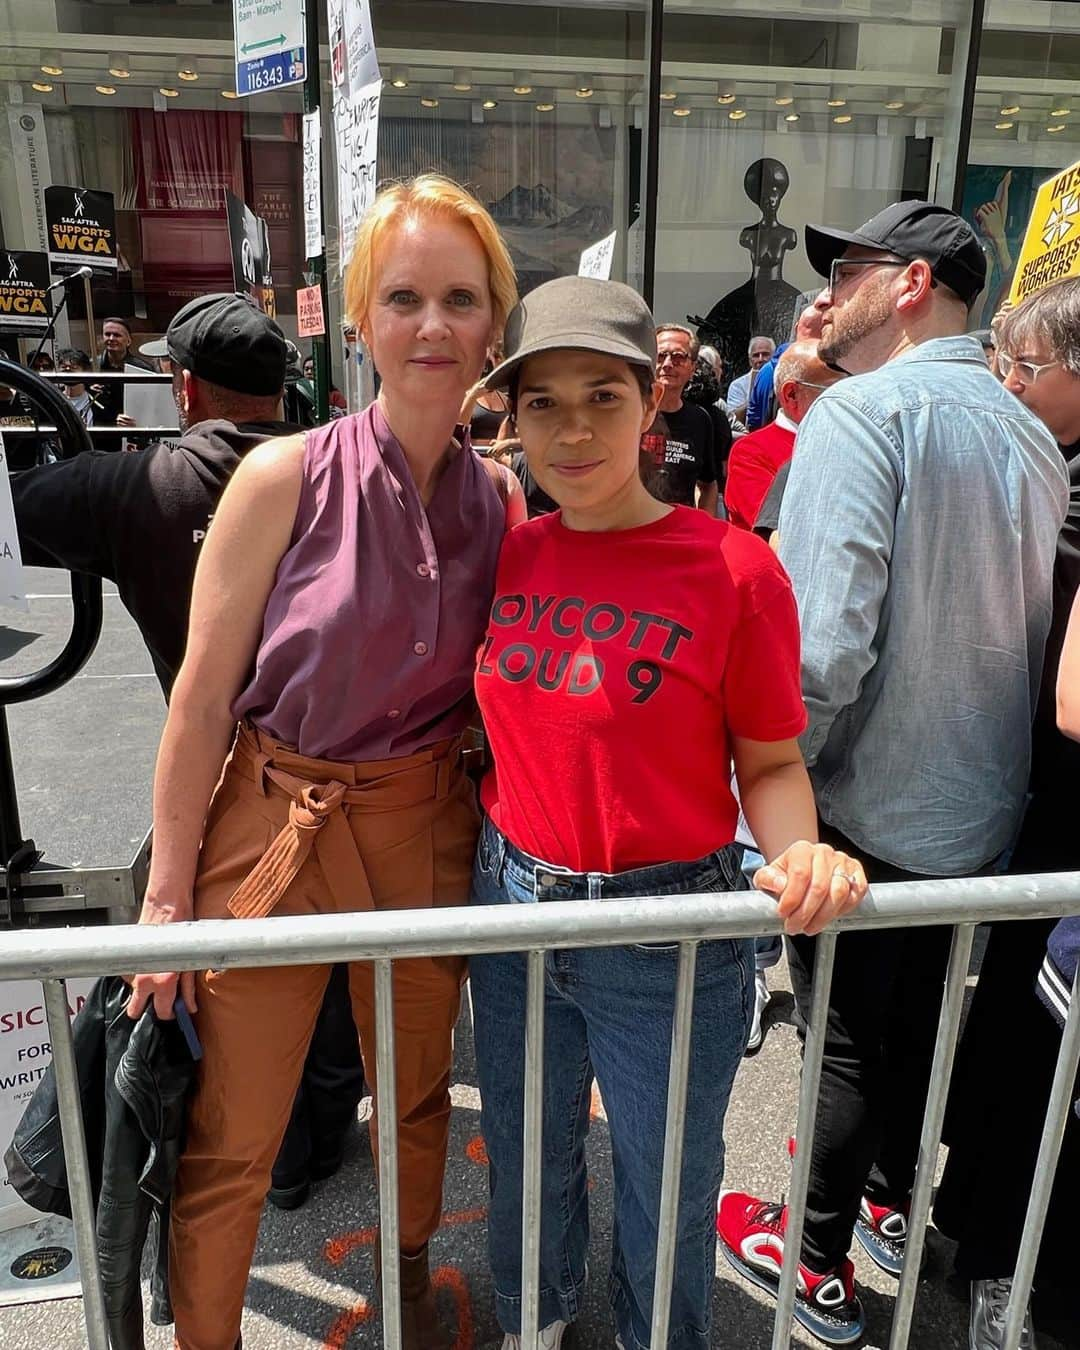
[689,157,801,379]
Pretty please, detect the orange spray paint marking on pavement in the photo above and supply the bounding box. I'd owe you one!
[322,1297,372,1348]
[433,1264,476,1350]
[466,1134,489,1166]
[324,1207,489,1267]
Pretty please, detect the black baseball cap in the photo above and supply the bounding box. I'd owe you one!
[484,276,656,391]
[166,292,287,396]
[805,200,986,306]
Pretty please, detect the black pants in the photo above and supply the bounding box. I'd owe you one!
[935,915,1080,1290]
[786,825,954,1273]
[271,962,367,1186]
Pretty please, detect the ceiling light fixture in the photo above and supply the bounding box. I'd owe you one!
[575,84,594,99]
[884,87,905,110]
[1000,100,1021,116]
[108,53,131,79]
[452,68,473,92]
[774,82,794,107]
[833,113,853,124]
[672,105,691,118]
[729,108,747,121]
[31,81,53,93]
[221,89,239,99]
[827,86,848,108]
[513,71,533,95]
[659,89,677,102]
[717,80,737,105]
[785,111,800,122]
[96,85,117,96]
[420,91,439,108]
[178,61,199,82]
[1048,123,1067,133]
[995,120,1015,131]
[40,51,63,77]
[482,98,498,110]
[159,86,179,98]
[1051,106,1071,117]
[535,91,555,112]
[389,65,409,88]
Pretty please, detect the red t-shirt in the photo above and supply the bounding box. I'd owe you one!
[476,506,807,873]
[724,419,796,531]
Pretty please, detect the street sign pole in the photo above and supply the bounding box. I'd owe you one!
[304,0,330,424]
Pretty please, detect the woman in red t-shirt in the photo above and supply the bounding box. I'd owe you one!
[469,276,868,1350]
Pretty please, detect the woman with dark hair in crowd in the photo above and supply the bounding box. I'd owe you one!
[934,275,1080,1350]
[469,275,866,1350]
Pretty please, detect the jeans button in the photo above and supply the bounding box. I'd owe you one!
[538,871,558,887]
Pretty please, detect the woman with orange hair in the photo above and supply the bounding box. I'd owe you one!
[126,175,523,1350]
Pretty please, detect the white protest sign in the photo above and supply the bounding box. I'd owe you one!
[233,0,306,97]
[336,79,381,275]
[122,364,176,434]
[343,0,380,90]
[302,109,323,258]
[0,434,27,614]
[578,230,618,280]
[0,979,96,1232]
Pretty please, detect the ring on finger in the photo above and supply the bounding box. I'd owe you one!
[833,864,859,887]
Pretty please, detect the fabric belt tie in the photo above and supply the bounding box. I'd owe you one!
[224,722,459,921]
[227,775,367,920]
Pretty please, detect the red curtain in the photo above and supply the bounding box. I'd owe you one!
[132,110,244,328]
[133,109,244,210]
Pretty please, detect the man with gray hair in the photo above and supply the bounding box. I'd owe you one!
[725,334,775,422]
[724,340,842,530]
[642,322,718,511]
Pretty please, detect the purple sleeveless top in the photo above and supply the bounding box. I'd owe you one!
[233,403,504,761]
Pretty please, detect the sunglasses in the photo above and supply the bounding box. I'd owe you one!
[996,351,1061,385]
[657,351,692,368]
[827,256,912,296]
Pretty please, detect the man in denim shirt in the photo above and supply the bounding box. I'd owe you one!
[718,200,1068,1346]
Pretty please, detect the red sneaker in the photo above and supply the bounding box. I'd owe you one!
[854,1194,910,1277]
[717,1191,864,1346]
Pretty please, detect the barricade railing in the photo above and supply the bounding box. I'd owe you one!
[3,873,1079,1350]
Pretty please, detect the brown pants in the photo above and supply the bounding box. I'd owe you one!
[170,723,476,1350]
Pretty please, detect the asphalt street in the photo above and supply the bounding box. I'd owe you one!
[0,567,1073,1349]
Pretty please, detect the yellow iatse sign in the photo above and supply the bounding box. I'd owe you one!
[1010,159,1080,305]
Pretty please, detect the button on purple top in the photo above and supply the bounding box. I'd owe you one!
[233,402,505,761]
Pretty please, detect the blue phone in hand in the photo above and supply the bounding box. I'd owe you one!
[173,998,203,1061]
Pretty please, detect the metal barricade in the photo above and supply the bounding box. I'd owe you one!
[1,873,1078,1350]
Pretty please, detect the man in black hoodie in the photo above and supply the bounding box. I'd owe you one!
[14,293,295,689]
[11,291,365,1210]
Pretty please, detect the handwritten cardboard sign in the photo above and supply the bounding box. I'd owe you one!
[335,79,381,275]
[297,284,326,337]
[578,231,617,280]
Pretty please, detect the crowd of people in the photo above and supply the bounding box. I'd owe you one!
[3,176,1079,1350]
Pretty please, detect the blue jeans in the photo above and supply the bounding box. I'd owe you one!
[470,818,753,1350]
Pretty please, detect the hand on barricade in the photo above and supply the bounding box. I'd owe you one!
[125,890,197,1020]
[752,841,867,938]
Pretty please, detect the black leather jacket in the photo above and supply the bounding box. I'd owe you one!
[4,976,197,1349]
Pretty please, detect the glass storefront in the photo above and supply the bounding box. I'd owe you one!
[1,0,1079,388]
